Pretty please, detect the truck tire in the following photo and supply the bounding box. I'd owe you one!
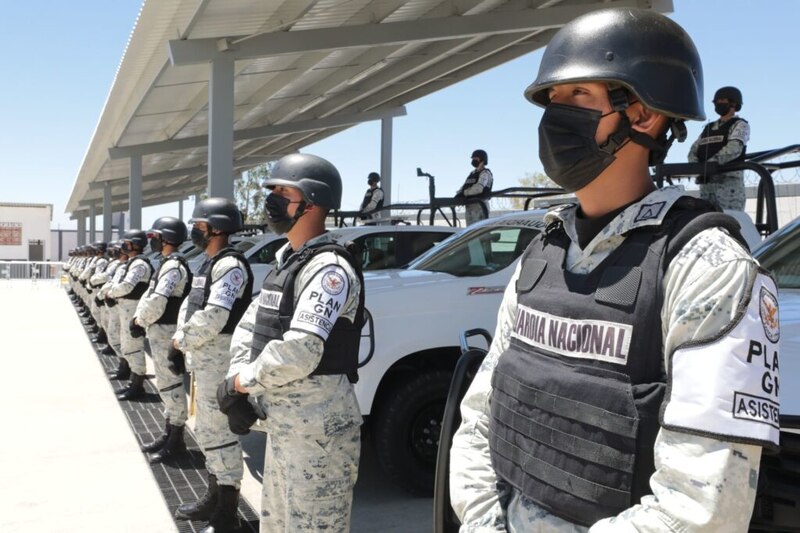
[373,370,453,496]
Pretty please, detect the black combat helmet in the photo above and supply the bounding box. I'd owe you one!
[189,197,243,234]
[92,241,107,253]
[471,149,488,165]
[524,8,704,122]
[148,216,188,245]
[714,86,743,111]
[367,172,381,185]
[122,229,147,250]
[265,153,343,209]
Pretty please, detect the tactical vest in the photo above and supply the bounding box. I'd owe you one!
[488,199,742,526]
[250,242,365,382]
[360,187,384,212]
[184,248,254,334]
[89,258,110,288]
[696,117,748,163]
[120,256,154,300]
[461,168,492,198]
[148,254,193,325]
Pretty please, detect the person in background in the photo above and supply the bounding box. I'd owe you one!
[688,86,750,210]
[455,149,493,225]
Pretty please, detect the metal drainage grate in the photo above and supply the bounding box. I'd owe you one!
[79,310,260,533]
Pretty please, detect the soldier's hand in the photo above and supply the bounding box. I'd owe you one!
[106,297,117,308]
[94,296,104,307]
[216,377,261,435]
[167,346,185,375]
[129,318,146,338]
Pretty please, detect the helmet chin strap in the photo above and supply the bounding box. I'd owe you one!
[599,87,687,166]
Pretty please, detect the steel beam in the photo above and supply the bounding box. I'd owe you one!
[103,182,112,242]
[208,54,235,199]
[89,204,96,240]
[77,217,86,246]
[108,107,405,160]
[380,117,393,206]
[129,155,142,229]
[168,0,667,65]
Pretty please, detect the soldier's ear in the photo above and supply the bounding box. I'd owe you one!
[629,103,668,139]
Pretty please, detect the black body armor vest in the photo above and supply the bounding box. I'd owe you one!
[120,256,153,300]
[488,199,739,526]
[250,242,365,383]
[360,187,384,211]
[148,254,193,325]
[461,168,492,198]
[184,248,254,334]
[696,117,748,163]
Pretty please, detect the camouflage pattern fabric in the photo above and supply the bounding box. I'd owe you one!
[228,236,363,531]
[450,187,766,532]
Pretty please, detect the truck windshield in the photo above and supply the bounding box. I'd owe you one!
[409,225,539,277]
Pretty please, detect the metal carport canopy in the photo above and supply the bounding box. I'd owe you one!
[65,0,672,221]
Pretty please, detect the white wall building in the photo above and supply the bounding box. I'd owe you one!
[0,203,52,261]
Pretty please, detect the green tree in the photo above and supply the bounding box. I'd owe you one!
[234,162,273,224]
[510,171,559,209]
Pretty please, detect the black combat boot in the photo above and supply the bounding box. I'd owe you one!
[90,328,108,345]
[117,373,145,401]
[108,358,130,380]
[101,344,117,356]
[86,323,99,334]
[176,474,218,521]
[141,421,171,453]
[149,424,187,463]
[199,484,241,533]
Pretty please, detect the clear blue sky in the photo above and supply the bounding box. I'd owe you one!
[2,0,798,229]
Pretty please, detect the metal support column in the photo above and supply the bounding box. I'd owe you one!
[77,217,86,246]
[129,155,142,229]
[380,117,393,206]
[208,54,235,199]
[103,182,113,242]
[178,199,184,221]
[89,204,96,242]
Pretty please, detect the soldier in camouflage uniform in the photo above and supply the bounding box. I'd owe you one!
[171,198,252,533]
[225,153,364,533]
[450,9,780,532]
[90,241,120,353]
[689,86,750,210]
[107,230,153,400]
[133,217,191,463]
[102,242,129,374]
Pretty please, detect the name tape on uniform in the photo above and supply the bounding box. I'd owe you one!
[258,289,282,310]
[511,305,632,365]
[290,265,349,341]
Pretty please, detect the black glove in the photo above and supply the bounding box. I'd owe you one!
[167,346,185,375]
[129,318,145,338]
[106,298,117,308]
[94,296,104,307]
[216,377,261,435]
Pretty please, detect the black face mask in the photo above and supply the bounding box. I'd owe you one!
[190,227,210,250]
[538,103,629,193]
[714,102,732,116]
[471,159,480,168]
[149,237,163,253]
[265,193,305,235]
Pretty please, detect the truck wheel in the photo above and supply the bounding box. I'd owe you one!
[373,370,452,496]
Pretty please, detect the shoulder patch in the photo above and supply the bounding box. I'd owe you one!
[759,286,780,343]
[207,267,245,310]
[290,264,351,341]
[633,201,666,223]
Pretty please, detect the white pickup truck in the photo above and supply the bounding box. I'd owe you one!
[355,210,548,494]
[357,206,769,496]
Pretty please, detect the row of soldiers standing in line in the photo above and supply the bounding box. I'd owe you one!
[63,153,365,533]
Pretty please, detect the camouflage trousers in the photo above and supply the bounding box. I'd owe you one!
[698,174,746,210]
[465,202,489,226]
[104,304,121,354]
[147,324,187,426]
[261,426,360,532]
[188,337,243,488]
[117,300,146,374]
